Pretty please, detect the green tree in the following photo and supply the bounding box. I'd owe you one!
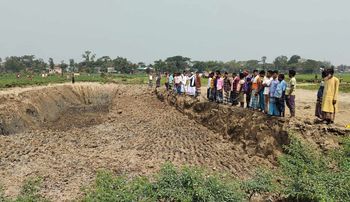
[4,56,26,72]
[273,55,288,70]
[288,55,301,65]
[48,58,55,69]
[165,56,191,72]
[154,60,167,72]
[69,59,75,72]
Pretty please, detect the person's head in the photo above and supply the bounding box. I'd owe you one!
[272,70,279,79]
[288,70,296,78]
[278,74,285,82]
[239,72,245,79]
[224,72,228,78]
[321,70,327,79]
[259,70,266,77]
[253,70,258,76]
[326,68,334,77]
[232,72,237,77]
[267,70,273,78]
[216,70,221,76]
[196,71,200,76]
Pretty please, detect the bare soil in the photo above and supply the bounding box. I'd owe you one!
[0,83,349,201]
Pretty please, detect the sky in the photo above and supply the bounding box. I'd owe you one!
[0,0,349,65]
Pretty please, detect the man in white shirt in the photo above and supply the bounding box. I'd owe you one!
[262,70,273,113]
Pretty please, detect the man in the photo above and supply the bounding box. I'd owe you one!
[249,70,261,110]
[243,71,252,108]
[236,73,246,108]
[269,71,279,116]
[274,74,287,117]
[223,72,231,104]
[168,73,174,90]
[321,68,339,124]
[258,70,266,111]
[207,72,214,101]
[195,72,202,98]
[262,70,273,113]
[315,70,327,120]
[231,73,240,105]
[216,72,224,103]
[285,70,297,117]
[148,73,153,88]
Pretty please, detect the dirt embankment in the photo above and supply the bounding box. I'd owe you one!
[0,84,118,135]
[157,89,349,164]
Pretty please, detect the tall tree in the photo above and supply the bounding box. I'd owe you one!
[69,59,75,72]
[165,56,191,72]
[49,58,55,69]
[288,55,301,65]
[273,55,288,70]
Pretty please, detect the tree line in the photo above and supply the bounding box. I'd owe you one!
[0,51,346,74]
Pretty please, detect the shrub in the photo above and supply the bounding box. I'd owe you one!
[82,163,245,202]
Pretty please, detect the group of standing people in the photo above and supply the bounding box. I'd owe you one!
[154,71,202,97]
[206,70,296,117]
[151,67,340,124]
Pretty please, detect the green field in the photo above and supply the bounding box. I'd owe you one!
[1,73,350,93]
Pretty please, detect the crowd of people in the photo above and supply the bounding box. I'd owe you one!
[151,67,340,124]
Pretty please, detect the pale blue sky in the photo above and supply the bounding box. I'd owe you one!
[0,0,349,65]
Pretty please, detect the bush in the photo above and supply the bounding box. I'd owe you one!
[278,135,350,202]
[0,178,47,202]
[82,163,245,202]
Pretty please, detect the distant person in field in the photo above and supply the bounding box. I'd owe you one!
[258,70,266,111]
[212,71,219,102]
[321,68,340,124]
[174,73,181,94]
[71,73,75,84]
[285,70,297,117]
[207,72,213,101]
[269,71,280,116]
[156,72,161,88]
[262,70,273,114]
[164,72,169,91]
[243,71,252,108]
[275,74,287,117]
[168,73,174,90]
[180,71,187,94]
[223,72,231,104]
[187,72,196,96]
[216,72,224,103]
[249,70,261,110]
[148,73,153,88]
[195,72,202,98]
[315,70,327,120]
[231,73,240,105]
[236,72,246,107]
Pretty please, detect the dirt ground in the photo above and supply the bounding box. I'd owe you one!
[0,83,349,201]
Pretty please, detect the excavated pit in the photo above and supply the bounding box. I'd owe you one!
[0,84,348,201]
[0,84,118,135]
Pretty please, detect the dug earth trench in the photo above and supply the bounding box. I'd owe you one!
[0,83,348,201]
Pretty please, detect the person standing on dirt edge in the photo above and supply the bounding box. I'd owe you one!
[274,74,287,117]
[71,73,75,84]
[315,70,327,120]
[156,72,161,89]
[216,72,224,103]
[223,72,231,104]
[249,70,261,110]
[321,68,339,124]
[285,70,297,117]
[195,72,201,98]
[258,70,266,111]
[148,73,153,88]
[269,71,280,116]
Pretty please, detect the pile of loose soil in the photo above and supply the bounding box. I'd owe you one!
[0,83,348,201]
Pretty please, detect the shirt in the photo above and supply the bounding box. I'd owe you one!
[174,76,181,84]
[269,79,279,97]
[231,76,240,92]
[223,77,231,92]
[274,80,287,98]
[252,75,261,90]
[237,79,245,92]
[169,75,174,84]
[217,77,224,90]
[263,77,273,95]
[208,78,212,88]
[285,77,297,96]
